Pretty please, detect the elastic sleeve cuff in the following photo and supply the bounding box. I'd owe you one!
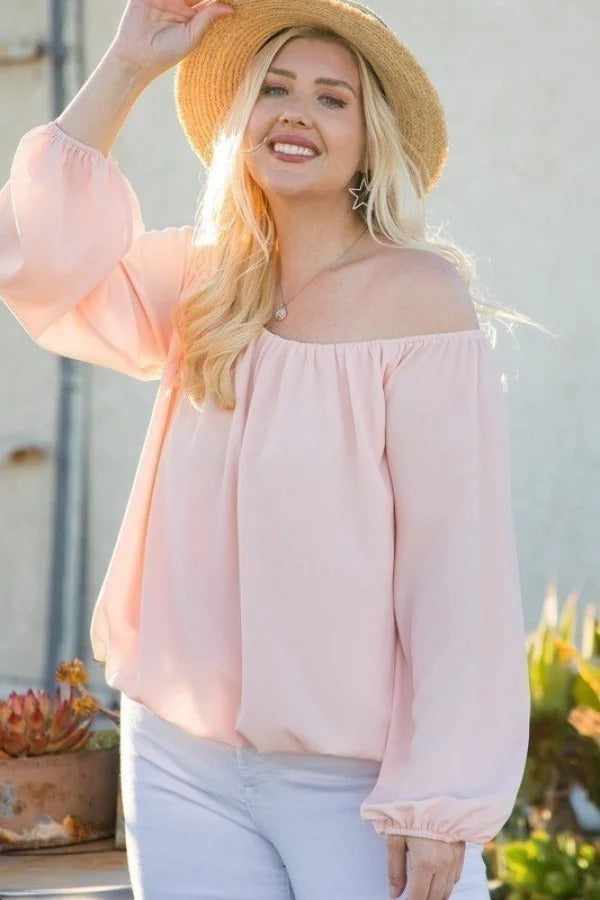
[369,816,464,844]
[49,119,113,162]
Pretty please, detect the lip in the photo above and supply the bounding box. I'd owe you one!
[268,133,321,155]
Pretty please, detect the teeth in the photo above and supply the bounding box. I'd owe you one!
[272,142,316,157]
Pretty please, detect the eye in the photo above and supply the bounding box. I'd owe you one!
[260,84,347,108]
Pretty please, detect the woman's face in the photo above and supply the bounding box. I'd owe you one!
[244,36,365,205]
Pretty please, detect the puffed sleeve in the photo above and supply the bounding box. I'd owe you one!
[359,330,531,845]
[0,120,204,380]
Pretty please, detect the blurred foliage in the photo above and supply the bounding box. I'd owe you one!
[493,830,600,900]
[485,584,600,897]
[84,728,119,751]
[520,586,600,829]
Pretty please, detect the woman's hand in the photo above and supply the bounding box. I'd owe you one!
[387,834,466,899]
[110,0,235,82]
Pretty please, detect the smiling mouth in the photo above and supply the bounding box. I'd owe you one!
[268,143,320,162]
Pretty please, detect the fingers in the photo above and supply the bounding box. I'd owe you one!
[405,858,434,900]
[387,835,408,899]
[145,0,197,14]
[188,0,233,9]
[397,836,465,900]
[190,0,235,21]
[403,864,457,900]
[416,870,455,900]
[186,0,234,44]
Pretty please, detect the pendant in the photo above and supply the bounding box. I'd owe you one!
[273,304,288,320]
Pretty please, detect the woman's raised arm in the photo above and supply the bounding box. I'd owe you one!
[0,0,232,379]
[55,0,234,156]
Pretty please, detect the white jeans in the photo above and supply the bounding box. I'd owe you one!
[119,693,490,899]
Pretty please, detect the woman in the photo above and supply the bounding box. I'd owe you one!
[0,0,532,897]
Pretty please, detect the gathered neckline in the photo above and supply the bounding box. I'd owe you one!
[260,326,484,350]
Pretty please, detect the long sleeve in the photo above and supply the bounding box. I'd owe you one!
[359,331,531,846]
[0,120,204,380]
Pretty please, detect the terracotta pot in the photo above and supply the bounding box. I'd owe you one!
[0,747,118,851]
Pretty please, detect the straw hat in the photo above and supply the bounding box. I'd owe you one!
[174,0,448,193]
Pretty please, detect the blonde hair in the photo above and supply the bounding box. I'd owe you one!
[173,25,551,410]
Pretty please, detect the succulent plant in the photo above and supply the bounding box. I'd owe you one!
[0,688,95,757]
[0,658,118,759]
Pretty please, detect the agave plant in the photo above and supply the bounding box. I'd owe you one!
[0,658,119,759]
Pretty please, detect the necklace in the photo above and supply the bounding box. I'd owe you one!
[271,225,369,322]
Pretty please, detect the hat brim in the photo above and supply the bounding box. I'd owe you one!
[174,0,448,193]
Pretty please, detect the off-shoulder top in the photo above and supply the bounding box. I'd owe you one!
[0,120,531,846]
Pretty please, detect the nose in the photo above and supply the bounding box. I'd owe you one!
[279,110,310,127]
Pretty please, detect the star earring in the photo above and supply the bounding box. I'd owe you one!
[349,171,370,210]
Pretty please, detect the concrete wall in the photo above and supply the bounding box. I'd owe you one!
[0,1,597,699]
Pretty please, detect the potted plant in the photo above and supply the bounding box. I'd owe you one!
[0,658,121,851]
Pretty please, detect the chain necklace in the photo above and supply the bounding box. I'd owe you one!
[271,225,369,322]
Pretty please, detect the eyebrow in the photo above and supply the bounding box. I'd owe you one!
[266,66,357,97]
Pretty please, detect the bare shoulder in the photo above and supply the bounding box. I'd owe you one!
[368,245,480,337]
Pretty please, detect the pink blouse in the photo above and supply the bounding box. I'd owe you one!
[0,120,531,846]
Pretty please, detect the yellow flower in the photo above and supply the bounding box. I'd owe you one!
[55,658,89,687]
[71,694,100,718]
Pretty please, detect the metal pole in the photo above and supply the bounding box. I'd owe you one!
[73,0,93,663]
[49,0,67,108]
[44,0,91,689]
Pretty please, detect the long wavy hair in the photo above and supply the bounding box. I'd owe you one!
[172,25,551,411]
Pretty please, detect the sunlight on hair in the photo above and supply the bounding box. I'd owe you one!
[173,25,553,412]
